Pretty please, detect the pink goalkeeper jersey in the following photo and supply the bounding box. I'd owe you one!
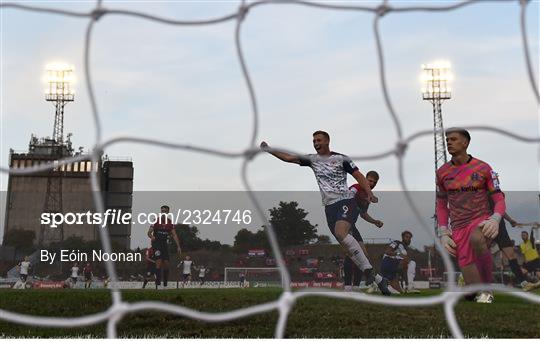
[436,155,502,230]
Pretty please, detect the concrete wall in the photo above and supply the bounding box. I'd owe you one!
[102,161,134,249]
[4,156,134,249]
[4,175,97,245]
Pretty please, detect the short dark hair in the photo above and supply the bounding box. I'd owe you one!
[161,205,170,210]
[366,170,379,180]
[445,127,471,142]
[402,230,413,238]
[313,130,330,141]
[522,231,529,236]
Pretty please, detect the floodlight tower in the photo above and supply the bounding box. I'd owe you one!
[41,63,75,244]
[45,63,74,151]
[421,61,453,236]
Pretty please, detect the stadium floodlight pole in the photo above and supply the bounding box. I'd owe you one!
[45,63,75,149]
[41,63,75,244]
[421,61,453,240]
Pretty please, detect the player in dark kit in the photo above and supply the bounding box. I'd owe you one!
[147,205,181,288]
[381,231,413,293]
[83,263,93,289]
[343,171,384,291]
[142,246,156,289]
[490,195,536,291]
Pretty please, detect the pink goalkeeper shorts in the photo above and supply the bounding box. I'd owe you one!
[451,215,489,268]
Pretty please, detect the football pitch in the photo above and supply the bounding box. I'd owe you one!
[0,288,538,338]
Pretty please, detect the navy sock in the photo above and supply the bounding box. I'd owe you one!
[343,257,353,286]
[163,269,169,286]
[509,258,526,283]
[155,270,162,286]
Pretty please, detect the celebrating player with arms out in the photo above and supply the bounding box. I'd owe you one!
[147,205,181,289]
[261,131,391,295]
[436,128,506,303]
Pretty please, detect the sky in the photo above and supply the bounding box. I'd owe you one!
[0,0,539,250]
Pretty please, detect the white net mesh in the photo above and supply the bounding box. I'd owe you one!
[1,0,539,338]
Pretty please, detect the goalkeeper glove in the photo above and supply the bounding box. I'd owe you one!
[480,214,501,239]
[438,226,456,257]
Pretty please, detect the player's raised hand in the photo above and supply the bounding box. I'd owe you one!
[480,219,499,239]
[177,246,182,256]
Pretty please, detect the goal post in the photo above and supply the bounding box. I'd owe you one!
[224,267,283,288]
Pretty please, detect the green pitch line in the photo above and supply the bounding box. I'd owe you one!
[0,289,538,338]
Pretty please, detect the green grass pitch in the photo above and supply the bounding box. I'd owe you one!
[0,288,538,338]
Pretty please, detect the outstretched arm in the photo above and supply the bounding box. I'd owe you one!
[260,141,301,164]
[360,211,383,228]
[503,212,521,227]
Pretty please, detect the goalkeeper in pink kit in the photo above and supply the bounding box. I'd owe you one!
[436,128,505,303]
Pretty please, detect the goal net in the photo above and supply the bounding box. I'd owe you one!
[224,267,283,288]
[0,0,538,339]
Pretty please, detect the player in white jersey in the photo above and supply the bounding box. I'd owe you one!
[197,266,207,285]
[70,263,80,285]
[381,231,415,293]
[18,256,31,283]
[177,255,194,288]
[261,131,391,295]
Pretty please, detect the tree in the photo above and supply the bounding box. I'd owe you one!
[3,229,36,253]
[233,228,267,253]
[268,201,318,247]
[171,224,227,252]
[315,234,332,245]
[173,224,202,251]
[200,239,222,251]
[233,228,255,253]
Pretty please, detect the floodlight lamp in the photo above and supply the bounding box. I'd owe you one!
[421,61,453,100]
[44,63,75,101]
